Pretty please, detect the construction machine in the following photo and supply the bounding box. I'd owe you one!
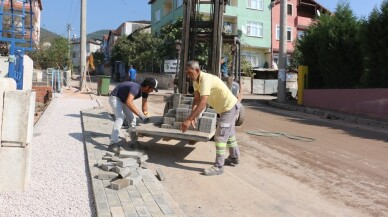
[133,0,245,143]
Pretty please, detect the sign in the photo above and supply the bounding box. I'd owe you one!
[164,60,179,73]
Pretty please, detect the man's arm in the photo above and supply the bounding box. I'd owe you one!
[181,95,208,132]
[191,91,200,111]
[125,94,142,117]
[142,97,148,115]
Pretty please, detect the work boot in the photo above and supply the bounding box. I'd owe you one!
[203,166,224,176]
[224,156,239,166]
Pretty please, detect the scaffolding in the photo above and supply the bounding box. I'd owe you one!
[0,0,36,89]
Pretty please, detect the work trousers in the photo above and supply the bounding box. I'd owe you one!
[109,96,136,144]
[214,102,241,167]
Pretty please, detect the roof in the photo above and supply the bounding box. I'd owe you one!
[125,20,151,24]
[148,0,156,4]
[37,0,42,10]
[271,0,330,13]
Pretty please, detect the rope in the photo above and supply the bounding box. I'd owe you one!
[246,130,316,142]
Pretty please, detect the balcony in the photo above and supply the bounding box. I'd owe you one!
[296,16,312,29]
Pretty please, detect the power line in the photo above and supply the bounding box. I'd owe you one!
[67,0,74,23]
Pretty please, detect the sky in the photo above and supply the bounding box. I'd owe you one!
[41,0,384,37]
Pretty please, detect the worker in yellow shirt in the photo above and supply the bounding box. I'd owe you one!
[181,61,241,176]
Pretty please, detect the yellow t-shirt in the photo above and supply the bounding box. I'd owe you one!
[193,71,237,113]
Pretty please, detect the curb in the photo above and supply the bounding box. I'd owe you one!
[268,100,388,129]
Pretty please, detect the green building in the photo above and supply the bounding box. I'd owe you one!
[149,0,272,68]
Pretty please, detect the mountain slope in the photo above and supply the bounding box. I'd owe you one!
[87,29,110,41]
[40,28,63,43]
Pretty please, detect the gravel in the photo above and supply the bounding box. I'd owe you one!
[0,95,98,217]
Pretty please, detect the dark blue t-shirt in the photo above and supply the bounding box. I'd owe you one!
[111,81,148,103]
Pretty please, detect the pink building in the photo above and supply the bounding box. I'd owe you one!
[270,0,328,65]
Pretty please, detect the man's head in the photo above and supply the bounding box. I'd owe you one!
[130,65,133,68]
[185,61,201,81]
[141,77,158,94]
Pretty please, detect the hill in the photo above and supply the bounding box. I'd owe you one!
[40,28,63,43]
[87,29,110,41]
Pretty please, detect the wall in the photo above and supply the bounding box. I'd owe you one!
[23,55,33,90]
[0,56,9,77]
[136,73,174,90]
[304,89,388,120]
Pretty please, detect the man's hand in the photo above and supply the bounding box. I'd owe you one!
[181,119,196,133]
[143,111,150,117]
[139,115,150,124]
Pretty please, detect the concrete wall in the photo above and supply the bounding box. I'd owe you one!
[0,56,9,77]
[304,89,388,120]
[136,73,175,90]
[23,55,34,90]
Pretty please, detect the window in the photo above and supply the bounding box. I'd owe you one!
[247,0,263,10]
[155,9,161,23]
[243,54,260,67]
[297,30,305,40]
[176,0,183,8]
[276,25,292,41]
[72,52,76,58]
[247,21,263,37]
[287,4,292,15]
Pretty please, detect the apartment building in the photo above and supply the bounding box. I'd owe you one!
[149,0,272,68]
[271,0,328,64]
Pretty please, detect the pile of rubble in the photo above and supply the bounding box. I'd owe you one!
[162,93,217,133]
[96,148,164,190]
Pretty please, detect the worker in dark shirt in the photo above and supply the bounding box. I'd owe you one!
[109,78,158,145]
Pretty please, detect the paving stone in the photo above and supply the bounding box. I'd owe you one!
[139,163,148,169]
[98,213,112,217]
[202,112,217,119]
[173,122,182,130]
[102,155,112,161]
[111,179,130,190]
[141,193,154,202]
[98,171,118,180]
[96,201,110,214]
[111,156,119,162]
[106,192,122,207]
[119,150,143,159]
[111,207,126,217]
[131,196,146,206]
[113,166,133,178]
[126,173,143,185]
[124,212,139,217]
[135,205,152,217]
[163,117,175,125]
[161,124,173,129]
[97,160,108,167]
[137,154,148,163]
[118,158,138,167]
[117,189,132,202]
[105,152,114,157]
[205,108,216,113]
[167,109,176,114]
[155,168,166,181]
[121,201,136,212]
[159,204,175,215]
[101,162,116,171]
[153,195,168,206]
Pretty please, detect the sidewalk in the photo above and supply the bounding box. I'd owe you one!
[0,93,98,217]
[268,100,388,129]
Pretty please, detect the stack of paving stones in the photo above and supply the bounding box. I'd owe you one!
[82,108,186,217]
[161,94,217,133]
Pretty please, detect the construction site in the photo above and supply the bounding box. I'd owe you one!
[1,0,388,217]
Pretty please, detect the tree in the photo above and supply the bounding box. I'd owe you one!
[359,0,388,87]
[29,38,69,69]
[296,1,363,88]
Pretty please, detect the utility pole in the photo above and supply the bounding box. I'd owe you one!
[277,0,287,102]
[79,0,87,91]
[67,24,72,71]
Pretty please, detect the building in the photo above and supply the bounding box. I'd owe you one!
[270,0,328,65]
[71,39,102,69]
[149,0,272,68]
[106,21,151,59]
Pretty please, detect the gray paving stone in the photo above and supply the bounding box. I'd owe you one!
[132,197,146,206]
[121,201,136,212]
[153,195,168,206]
[96,201,110,214]
[135,206,152,217]
[118,158,137,167]
[102,155,112,161]
[98,213,112,217]
[156,168,166,181]
[119,150,143,159]
[98,171,118,180]
[126,173,142,185]
[159,204,175,215]
[161,124,173,129]
[137,155,148,163]
[111,179,130,190]
[101,162,116,171]
[111,206,126,217]
[117,189,131,202]
[163,117,175,125]
[141,193,154,202]
[124,211,139,217]
[113,166,133,178]
[106,192,122,208]
[139,163,148,169]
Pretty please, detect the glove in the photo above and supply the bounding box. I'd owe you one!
[139,115,150,124]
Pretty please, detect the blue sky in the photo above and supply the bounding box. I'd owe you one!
[41,0,384,37]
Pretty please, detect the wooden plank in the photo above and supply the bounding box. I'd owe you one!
[133,124,214,142]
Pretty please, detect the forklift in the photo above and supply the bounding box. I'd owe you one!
[174,0,245,126]
[133,0,245,143]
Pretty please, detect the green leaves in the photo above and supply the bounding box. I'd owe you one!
[28,38,70,70]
